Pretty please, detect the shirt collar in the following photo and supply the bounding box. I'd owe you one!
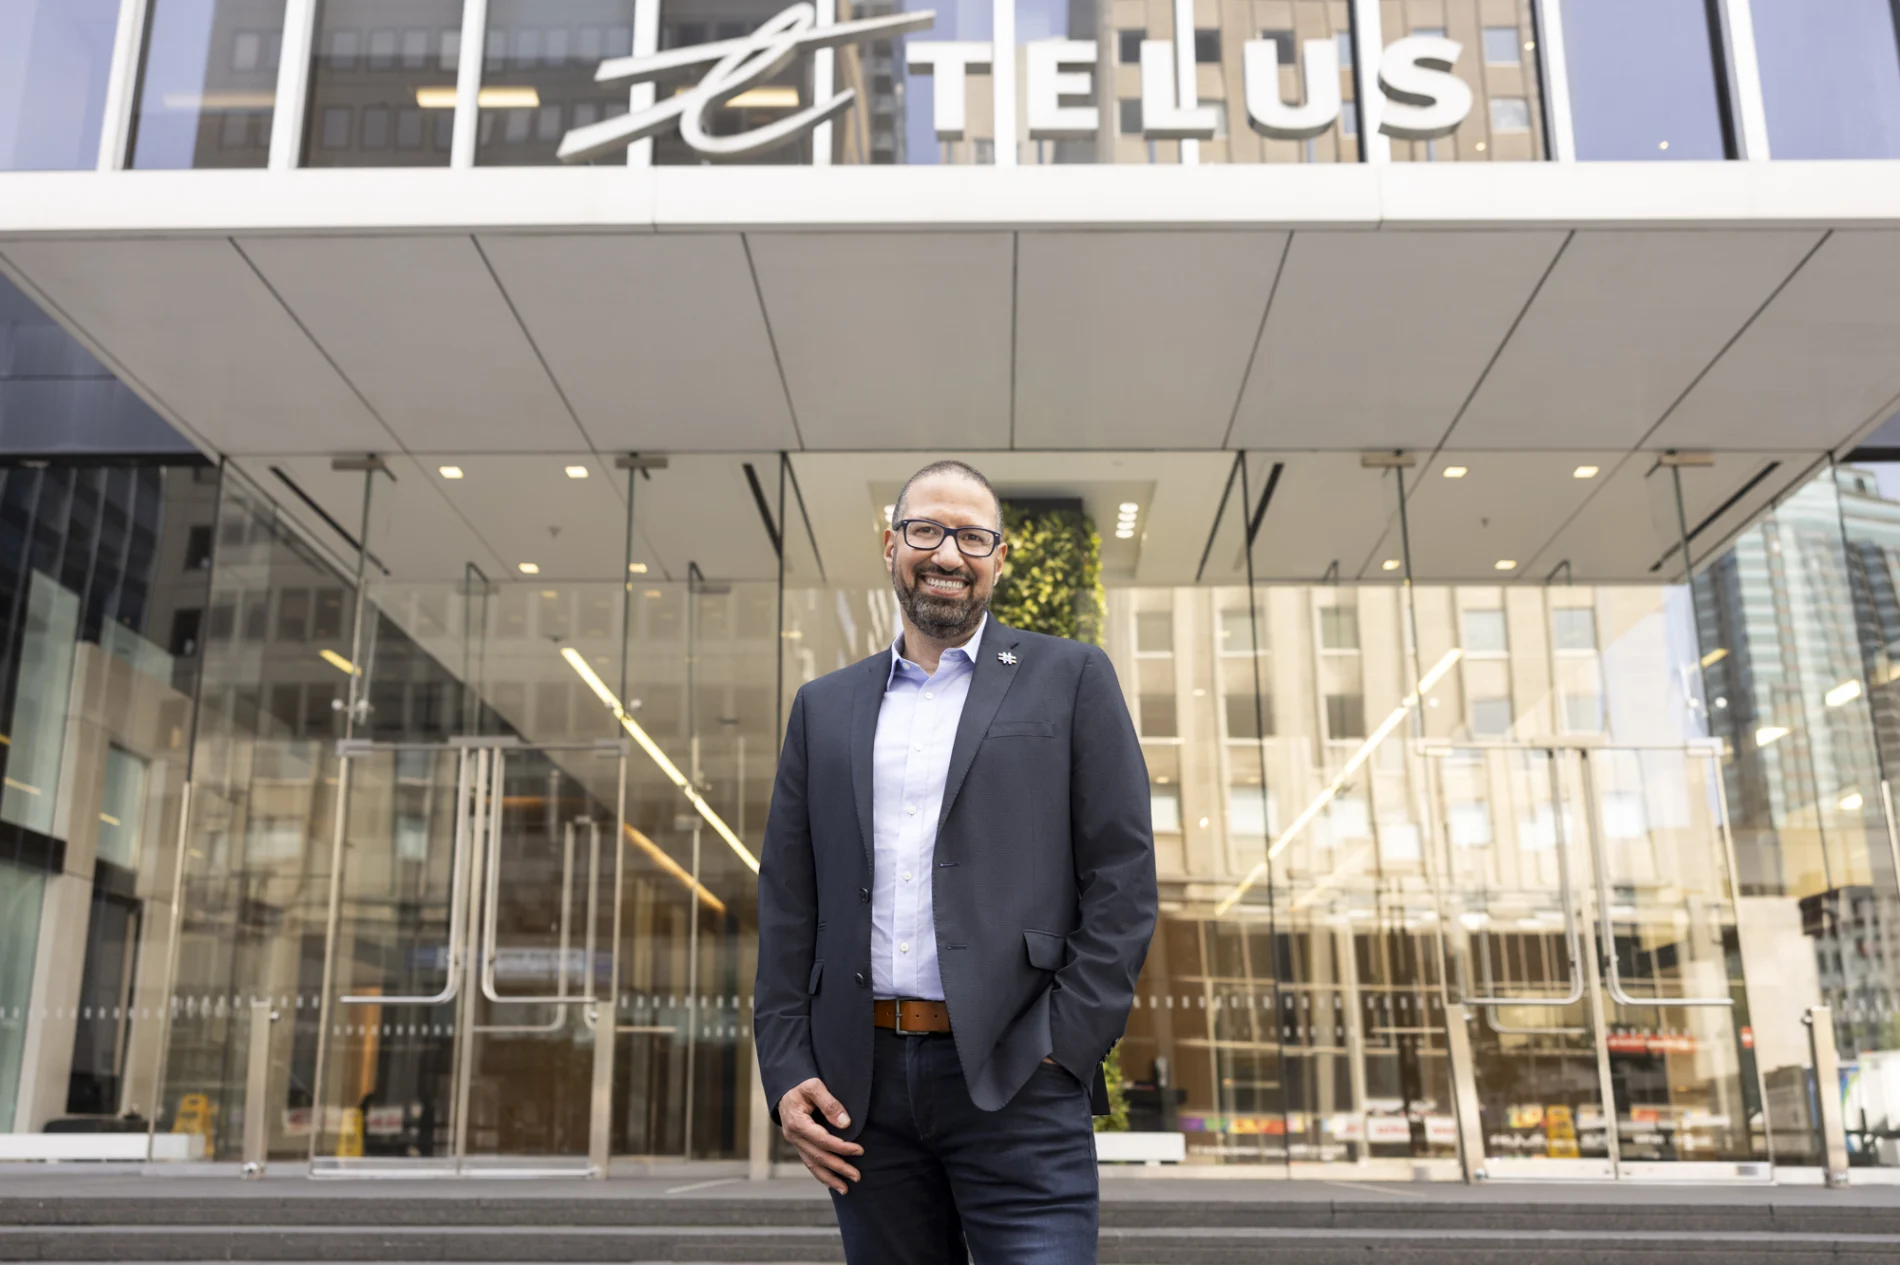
[887,612,988,689]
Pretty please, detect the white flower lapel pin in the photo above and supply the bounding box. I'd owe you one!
[998,650,1018,666]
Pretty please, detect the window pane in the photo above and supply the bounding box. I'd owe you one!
[1325,693,1365,739]
[1220,608,1265,652]
[1382,0,1546,163]
[1319,605,1358,650]
[1140,693,1178,738]
[478,0,637,167]
[1552,607,1597,651]
[95,746,147,870]
[1461,609,1507,654]
[1151,787,1182,833]
[1135,610,1173,653]
[1753,0,1900,159]
[1194,28,1221,63]
[1563,0,1730,160]
[1563,692,1604,733]
[1482,26,1520,65]
[133,0,286,169]
[305,0,462,167]
[0,0,121,170]
[1471,696,1512,737]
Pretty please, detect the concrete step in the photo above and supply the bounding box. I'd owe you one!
[4,1224,1900,1265]
[6,1194,1900,1237]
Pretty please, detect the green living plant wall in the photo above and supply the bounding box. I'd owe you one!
[988,501,1127,1132]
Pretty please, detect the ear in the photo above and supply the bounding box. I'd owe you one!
[883,529,896,571]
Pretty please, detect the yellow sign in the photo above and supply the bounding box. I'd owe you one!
[1545,1104,1579,1159]
[171,1093,216,1139]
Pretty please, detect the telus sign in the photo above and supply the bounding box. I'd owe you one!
[557,3,1473,163]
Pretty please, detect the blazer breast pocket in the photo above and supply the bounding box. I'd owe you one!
[987,720,1056,739]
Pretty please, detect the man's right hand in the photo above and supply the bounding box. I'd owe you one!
[778,1078,863,1194]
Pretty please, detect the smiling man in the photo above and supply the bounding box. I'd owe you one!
[754,460,1157,1265]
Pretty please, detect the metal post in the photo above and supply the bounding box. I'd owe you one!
[450,0,490,168]
[96,0,150,171]
[1444,1003,1488,1182]
[1533,0,1576,161]
[270,0,319,171]
[1805,1005,1850,1187]
[240,1000,278,1178]
[748,1045,773,1181]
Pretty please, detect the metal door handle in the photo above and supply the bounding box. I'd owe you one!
[343,747,475,1006]
[1583,750,1734,1009]
[481,753,600,1007]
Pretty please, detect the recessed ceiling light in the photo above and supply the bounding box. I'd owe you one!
[1756,725,1789,748]
[318,648,356,675]
[518,562,540,574]
[1115,529,1135,539]
[540,589,558,599]
[1573,465,1599,479]
[1827,679,1863,708]
[629,562,648,574]
[1841,791,1865,812]
[1443,466,1468,479]
[565,465,589,479]
[1475,142,1487,153]
[1382,559,1401,572]
[882,504,895,521]
[1494,559,1517,571]
[1119,502,1139,513]
[439,465,464,479]
[1701,647,1728,667]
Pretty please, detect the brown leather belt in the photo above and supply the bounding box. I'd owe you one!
[873,998,951,1034]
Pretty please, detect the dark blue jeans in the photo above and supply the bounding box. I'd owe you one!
[830,1028,1099,1265]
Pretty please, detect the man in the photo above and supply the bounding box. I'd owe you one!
[754,460,1157,1264]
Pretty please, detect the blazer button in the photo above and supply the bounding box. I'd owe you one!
[858,888,870,903]
[854,972,867,988]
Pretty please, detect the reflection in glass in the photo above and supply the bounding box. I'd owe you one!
[477,0,634,166]
[131,0,286,169]
[655,0,815,165]
[1,572,80,836]
[303,0,462,167]
[0,861,47,1132]
[0,0,121,170]
[96,745,148,870]
[1753,0,1900,160]
[1382,0,1545,162]
[838,0,987,164]
[1562,0,1730,160]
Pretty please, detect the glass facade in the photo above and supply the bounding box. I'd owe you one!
[130,0,286,169]
[0,0,121,170]
[1563,0,1732,159]
[303,0,463,167]
[1753,0,1900,160]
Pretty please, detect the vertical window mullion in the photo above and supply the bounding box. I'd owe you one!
[97,0,152,171]
[272,0,320,169]
[1351,0,1388,162]
[450,0,489,167]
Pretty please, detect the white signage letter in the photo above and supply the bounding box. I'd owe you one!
[1026,40,1098,139]
[906,40,992,140]
[1243,37,1341,139]
[1139,40,1215,139]
[1377,35,1472,141]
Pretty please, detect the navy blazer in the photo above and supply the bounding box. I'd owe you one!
[754,617,1157,1134]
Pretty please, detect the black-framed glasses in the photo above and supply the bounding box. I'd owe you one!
[895,518,1003,558]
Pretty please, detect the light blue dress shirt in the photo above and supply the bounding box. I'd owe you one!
[871,613,987,1001]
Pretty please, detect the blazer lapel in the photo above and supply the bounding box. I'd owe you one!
[849,649,889,875]
[936,620,1023,833]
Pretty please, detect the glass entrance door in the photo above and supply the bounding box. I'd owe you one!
[309,738,624,1176]
[1432,741,1768,1180]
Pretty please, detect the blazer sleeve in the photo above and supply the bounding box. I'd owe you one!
[753,686,821,1123]
[1047,644,1158,1080]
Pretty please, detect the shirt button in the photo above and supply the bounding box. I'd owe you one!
[903,870,913,882]
[915,743,924,753]
[906,804,917,815]
[924,691,934,700]
[899,942,910,954]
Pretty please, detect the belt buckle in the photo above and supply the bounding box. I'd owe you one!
[892,1000,914,1036]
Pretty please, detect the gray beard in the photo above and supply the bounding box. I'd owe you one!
[894,567,986,643]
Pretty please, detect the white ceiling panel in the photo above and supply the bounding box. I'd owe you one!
[1014,231,1287,449]
[1367,451,1635,581]
[249,454,507,583]
[1653,232,1900,451]
[1452,230,1823,450]
[1526,452,1814,583]
[1,238,390,456]
[1246,454,1409,583]
[236,234,590,453]
[629,453,789,583]
[1229,230,1566,450]
[478,233,797,452]
[425,453,637,581]
[749,233,1014,450]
